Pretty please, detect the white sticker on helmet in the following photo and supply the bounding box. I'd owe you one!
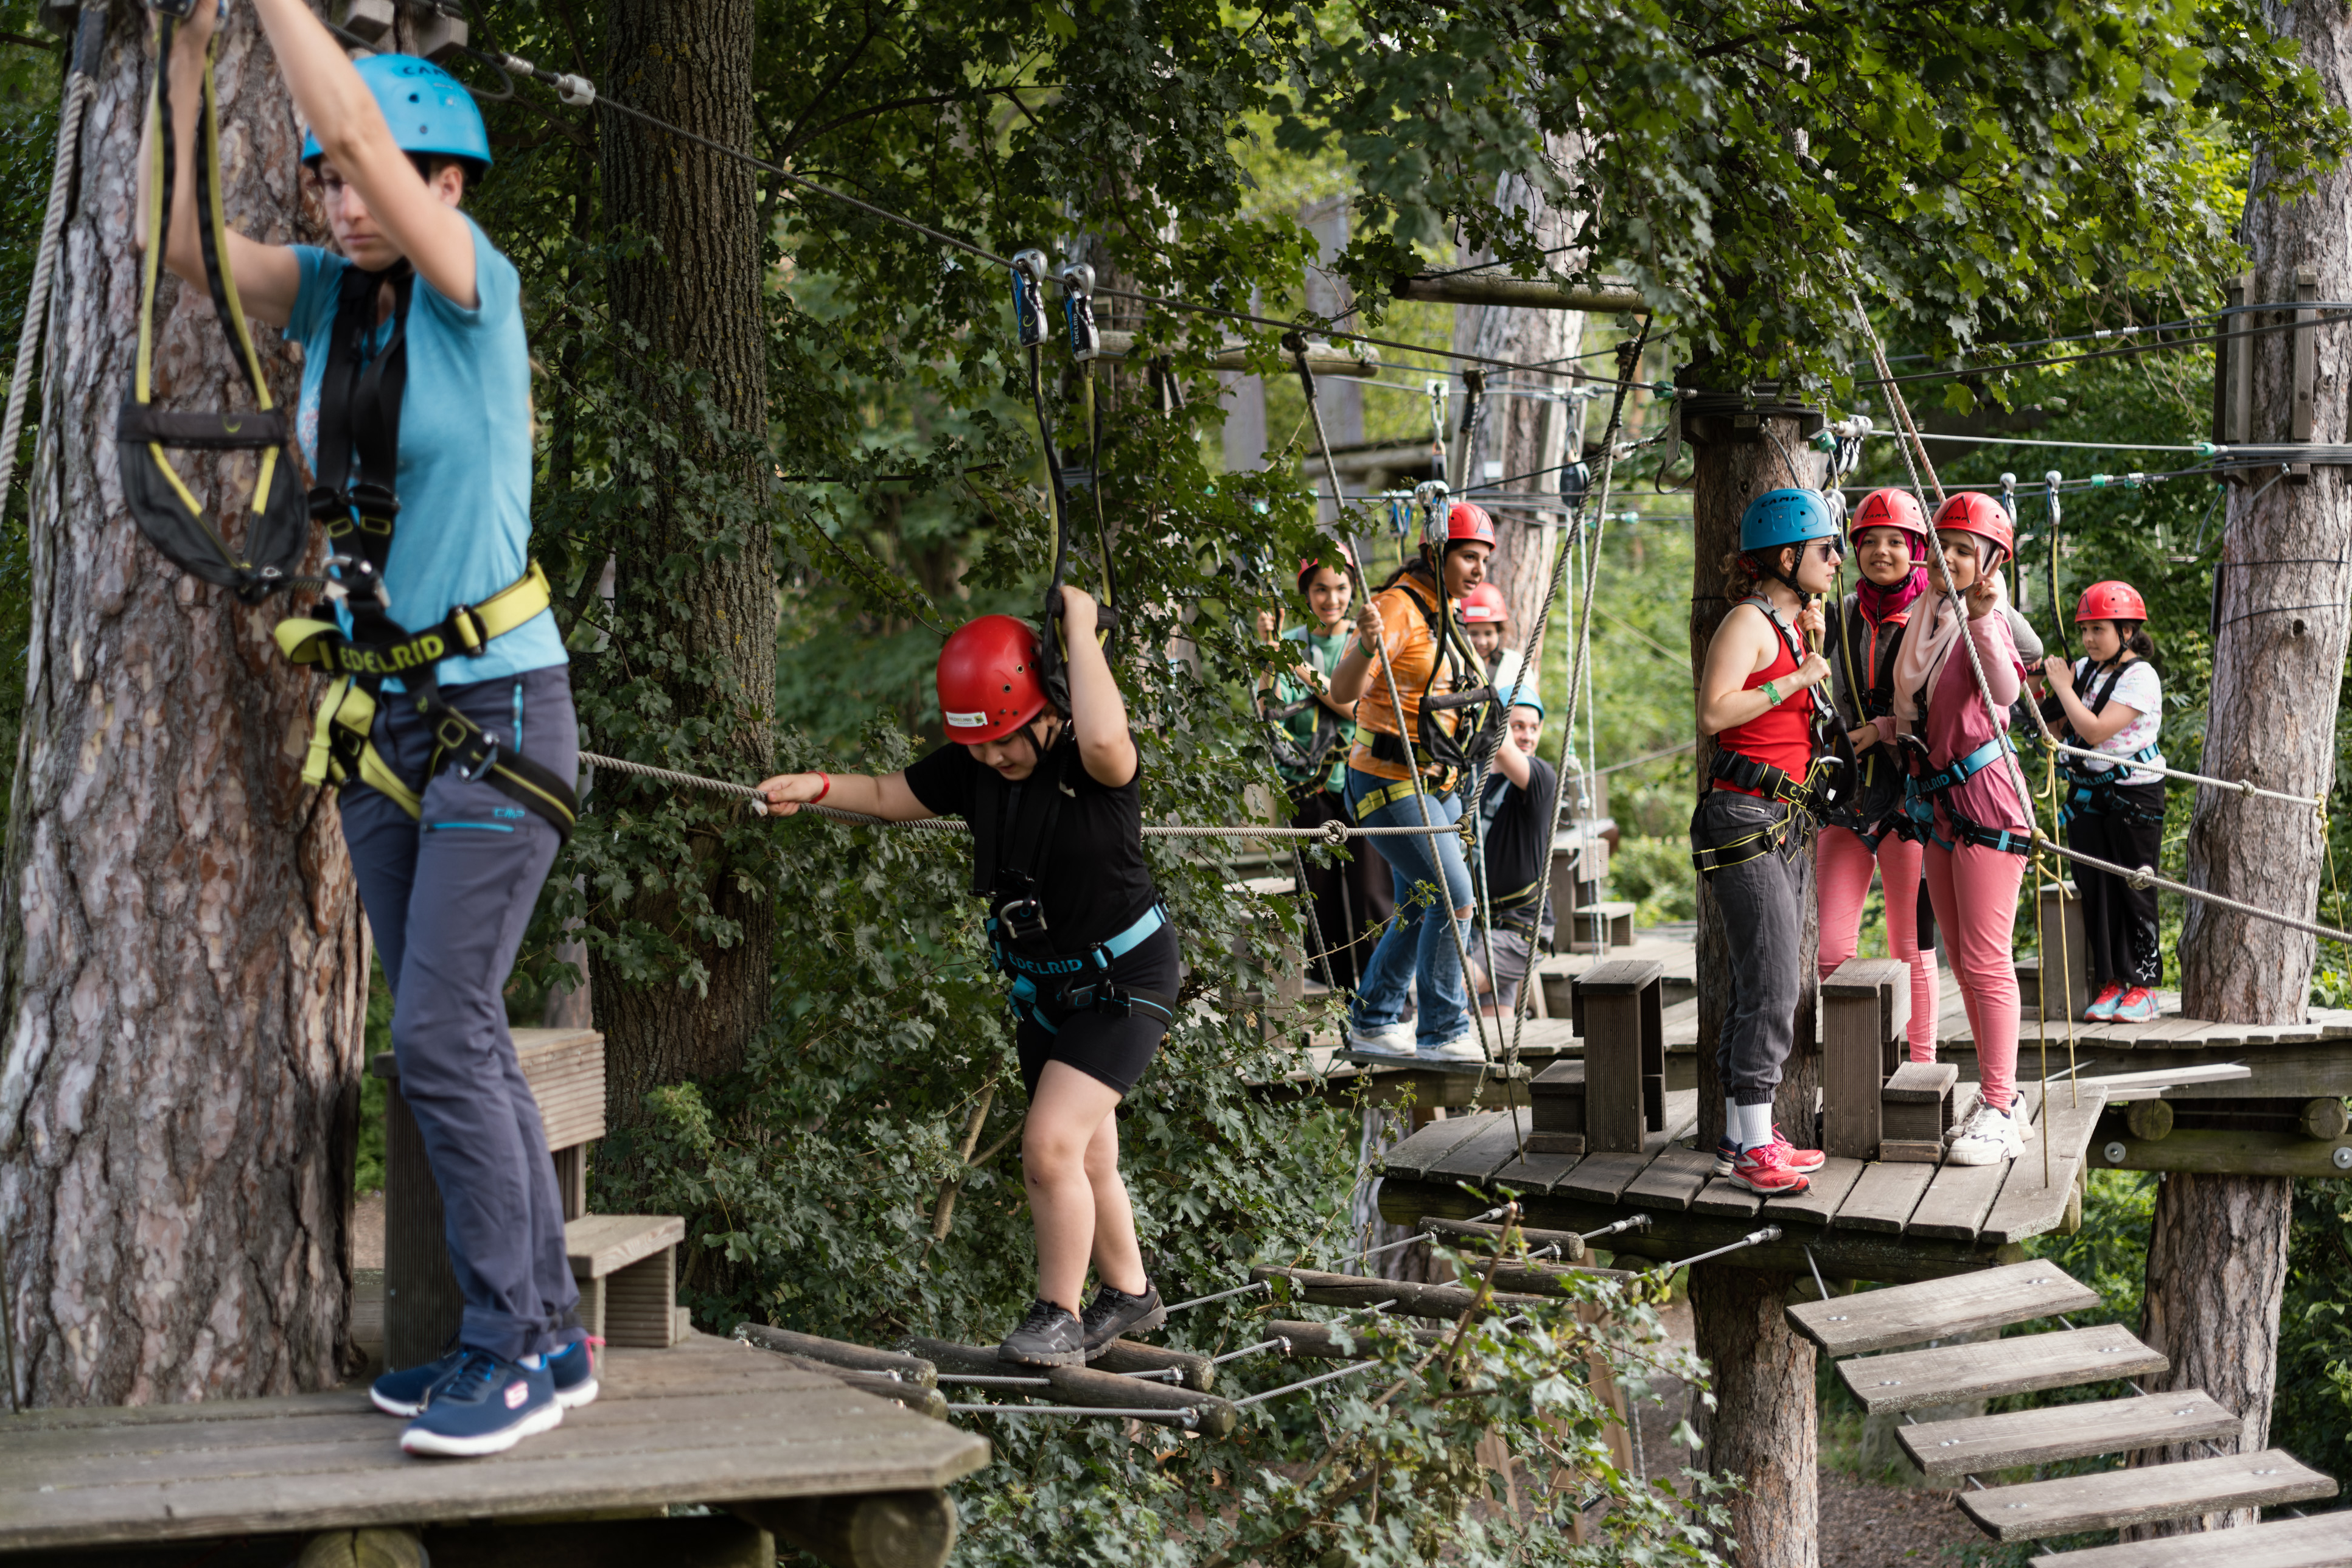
[944,710,987,729]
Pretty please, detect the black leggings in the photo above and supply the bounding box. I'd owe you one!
[2068,789,2164,990]
[1013,922,1182,1099]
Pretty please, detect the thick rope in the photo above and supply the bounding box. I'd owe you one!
[0,69,95,529]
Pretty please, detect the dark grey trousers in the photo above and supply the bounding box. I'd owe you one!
[341,666,581,1362]
[1693,791,1810,1107]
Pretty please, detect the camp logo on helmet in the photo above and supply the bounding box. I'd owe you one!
[944,709,987,730]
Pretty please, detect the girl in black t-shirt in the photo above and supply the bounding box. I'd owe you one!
[759,588,1179,1367]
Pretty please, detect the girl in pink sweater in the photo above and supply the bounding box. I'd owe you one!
[1886,493,2034,1166]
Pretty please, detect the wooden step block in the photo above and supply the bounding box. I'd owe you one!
[1897,1390,2243,1480]
[1572,960,1666,1153]
[1787,1260,2101,1356]
[1527,1060,1586,1154]
[567,1215,686,1350]
[1959,1448,2335,1541]
[1568,901,1636,951]
[1883,1061,1959,1159]
[1838,1323,2166,1414]
[2027,1509,2352,1567]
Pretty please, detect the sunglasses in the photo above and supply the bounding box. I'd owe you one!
[1807,537,1848,561]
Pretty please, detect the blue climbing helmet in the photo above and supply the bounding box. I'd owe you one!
[1501,683,1545,720]
[302,55,492,172]
[1737,487,1839,554]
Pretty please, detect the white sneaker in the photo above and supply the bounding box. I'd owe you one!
[1417,1029,1485,1062]
[1945,1103,2026,1166]
[1348,1021,1417,1056]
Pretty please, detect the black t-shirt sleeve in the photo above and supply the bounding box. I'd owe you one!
[904,741,979,820]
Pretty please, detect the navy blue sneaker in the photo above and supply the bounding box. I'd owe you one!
[549,1336,601,1410]
[399,1350,563,1458]
[370,1347,468,1418]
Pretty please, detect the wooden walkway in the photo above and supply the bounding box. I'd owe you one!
[0,1334,987,1555]
[1377,1079,2109,1284]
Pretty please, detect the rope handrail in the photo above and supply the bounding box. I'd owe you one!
[577,751,1459,839]
[2040,739,2323,808]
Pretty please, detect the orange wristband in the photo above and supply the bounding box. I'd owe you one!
[812,772,831,802]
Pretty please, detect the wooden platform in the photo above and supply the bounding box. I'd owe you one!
[1378,1079,2108,1283]
[0,1334,988,1555]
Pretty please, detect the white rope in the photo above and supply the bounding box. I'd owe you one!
[578,751,1458,838]
[0,69,95,527]
[2043,739,2322,809]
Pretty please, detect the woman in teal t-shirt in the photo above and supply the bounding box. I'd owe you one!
[142,1,581,1460]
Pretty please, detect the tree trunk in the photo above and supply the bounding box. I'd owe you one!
[1692,1264,1818,1567]
[1687,406,1823,1155]
[0,7,365,1410]
[1454,148,1587,643]
[2137,0,2352,1526]
[594,0,777,1134]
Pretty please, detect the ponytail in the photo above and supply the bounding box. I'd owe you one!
[2114,619,2157,661]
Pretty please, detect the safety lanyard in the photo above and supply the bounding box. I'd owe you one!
[117,15,310,602]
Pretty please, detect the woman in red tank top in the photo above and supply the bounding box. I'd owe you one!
[1691,488,1843,1197]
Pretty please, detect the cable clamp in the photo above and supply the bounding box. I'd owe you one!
[555,73,597,108]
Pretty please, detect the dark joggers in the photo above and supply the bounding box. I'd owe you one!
[2069,786,2165,991]
[341,666,582,1363]
[1692,792,1810,1106]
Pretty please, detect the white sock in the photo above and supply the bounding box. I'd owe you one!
[520,1353,543,1369]
[1723,1098,1742,1146]
[1736,1101,1773,1153]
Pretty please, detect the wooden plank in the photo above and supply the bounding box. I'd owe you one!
[1897,1389,2243,1480]
[1785,1260,2100,1356]
[1488,1146,1581,1194]
[1834,1160,1937,1233]
[1837,1323,2166,1415]
[1381,1112,1498,1179]
[1981,1088,2110,1245]
[566,1214,686,1280]
[1959,1448,2335,1541]
[1748,1155,1854,1228]
[1574,958,1666,995]
[1557,1143,1671,1205]
[1689,1177,1763,1219]
[2027,1510,2352,1567]
[1908,1085,2042,1242]
[1583,987,1650,1153]
[1621,1144,1715,1211]
[1425,1113,1534,1184]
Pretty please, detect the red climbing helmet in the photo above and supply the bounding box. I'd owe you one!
[1423,500,1496,555]
[1297,543,1355,596]
[2075,580,2148,623]
[1459,583,1509,624]
[1849,487,1930,551]
[1930,491,2015,565]
[937,615,1050,744]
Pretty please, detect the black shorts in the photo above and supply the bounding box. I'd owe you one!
[1013,921,1181,1099]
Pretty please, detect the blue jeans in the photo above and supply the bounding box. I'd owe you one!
[1344,767,1474,1044]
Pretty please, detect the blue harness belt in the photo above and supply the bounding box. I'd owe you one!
[989,902,1176,1034]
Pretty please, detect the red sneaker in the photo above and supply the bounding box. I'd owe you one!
[1727,1141,1812,1196]
[1767,1126,1826,1173]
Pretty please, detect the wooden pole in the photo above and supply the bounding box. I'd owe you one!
[1394,276,1643,313]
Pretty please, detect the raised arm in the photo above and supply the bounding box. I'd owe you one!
[250,0,480,308]
[134,7,301,326]
[1055,587,1139,788]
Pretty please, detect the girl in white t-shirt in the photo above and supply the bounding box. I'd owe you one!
[2038,581,2166,1022]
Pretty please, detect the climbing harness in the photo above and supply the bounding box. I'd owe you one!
[119,12,310,602]
[2050,658,2166,828]
[970,739,1176,1033]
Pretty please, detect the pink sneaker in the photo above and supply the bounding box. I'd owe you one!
[1726,1142,1812,1196]
[1768,1126,1826,1173]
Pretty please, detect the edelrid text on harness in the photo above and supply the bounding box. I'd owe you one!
[271,262,576,838]
[971,740,1175,1031]
[1897,734,2033,855]
[119,15,309,603]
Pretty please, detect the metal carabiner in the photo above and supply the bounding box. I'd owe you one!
[1057,262,1101,361]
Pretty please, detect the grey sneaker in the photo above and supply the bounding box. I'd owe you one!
[1348,1020,1417,1056]
[1417,1028,1484,1062]
[998,1298,1087,1367]
[1080,1283,1166,1354]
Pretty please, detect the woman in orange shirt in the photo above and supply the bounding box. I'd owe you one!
[1325,503,1499,1061]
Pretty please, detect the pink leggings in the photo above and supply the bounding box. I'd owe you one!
[1816,827,1939,1058]
[1921,841,2025,1111]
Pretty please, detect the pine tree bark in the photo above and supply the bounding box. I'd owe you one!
[2134,0,2352,1529]
[0,7,364,1410]
[1687,407,1823,1155]
[594,0,777,1131]
[1692,1264,1818,1567]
